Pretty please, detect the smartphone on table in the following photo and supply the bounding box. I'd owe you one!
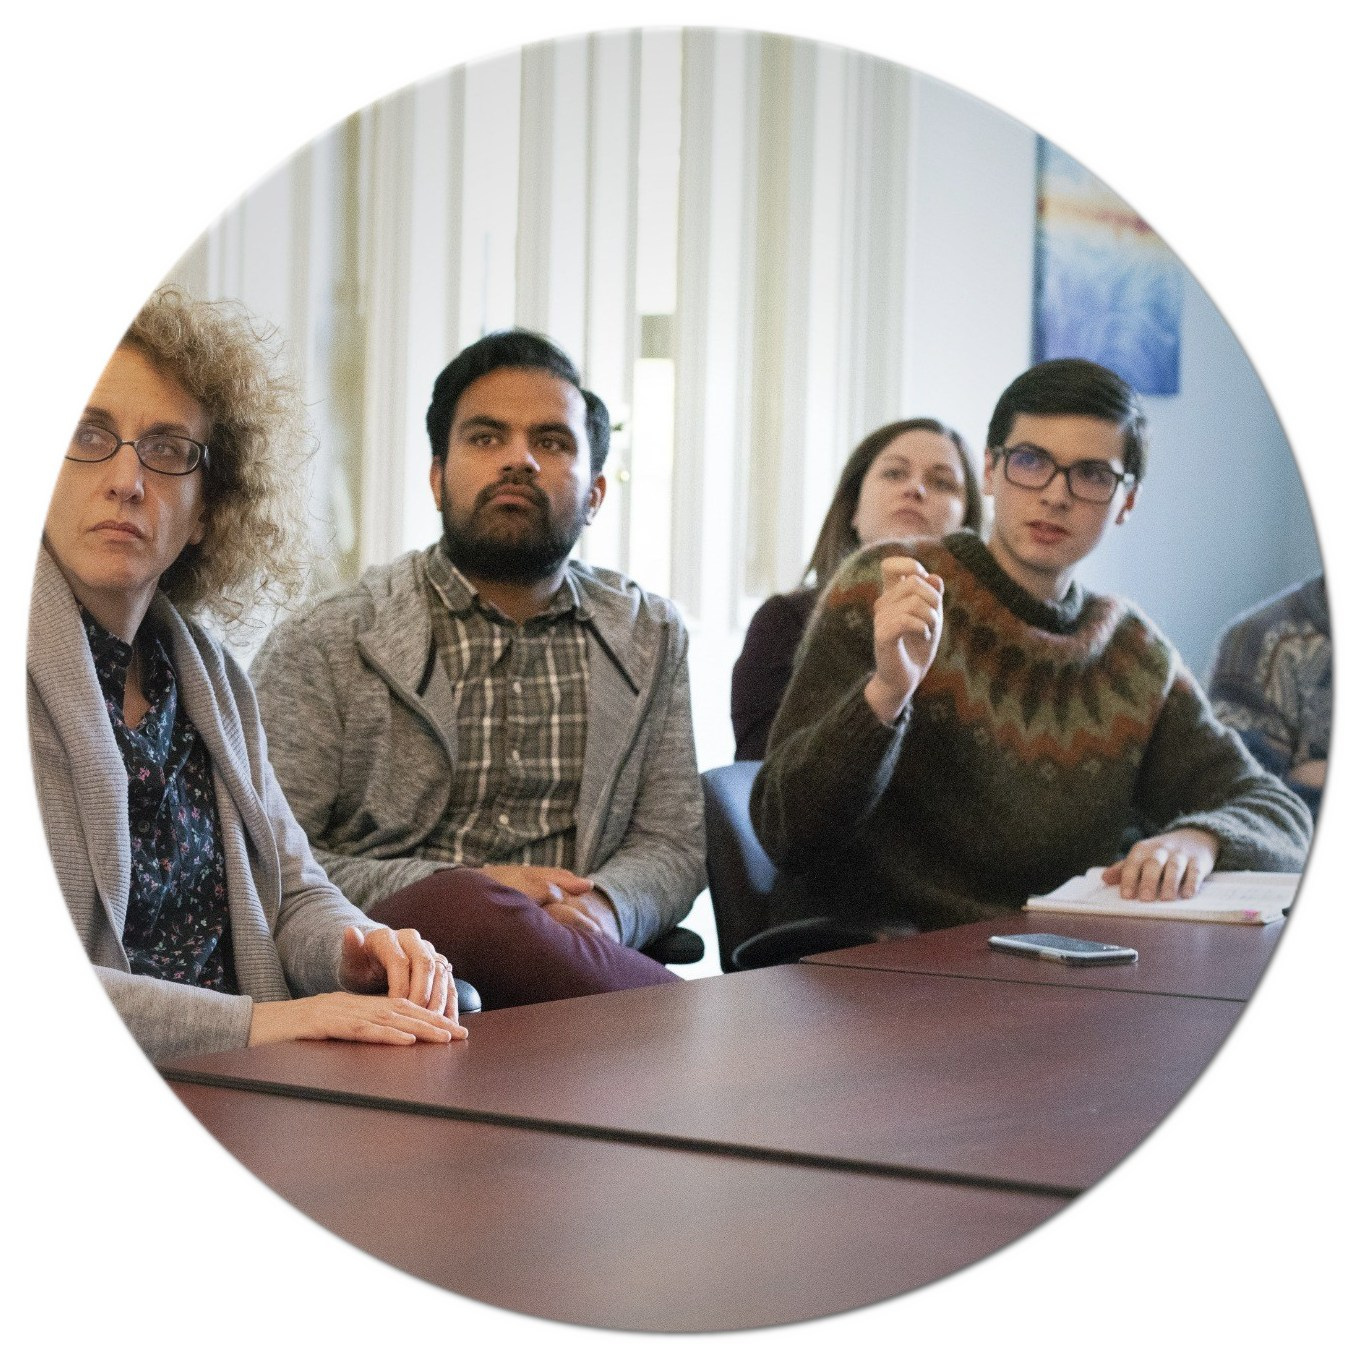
[987,932,1138,966]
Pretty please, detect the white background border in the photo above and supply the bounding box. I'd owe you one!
[6,3,1352,1354]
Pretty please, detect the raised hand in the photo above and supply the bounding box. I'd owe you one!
[863,555,945,723]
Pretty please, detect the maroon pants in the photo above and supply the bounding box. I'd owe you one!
[368,868,681,1009]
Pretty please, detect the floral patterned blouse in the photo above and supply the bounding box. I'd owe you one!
[83,610,237,992]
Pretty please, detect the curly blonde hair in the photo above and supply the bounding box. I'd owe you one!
[121,287,311,627]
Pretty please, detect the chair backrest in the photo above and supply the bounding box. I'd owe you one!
[700,762,781,972]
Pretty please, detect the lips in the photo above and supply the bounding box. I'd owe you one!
[478,479,547,513]
[91,519,146,540]
[893,506,930,532]
[1026,521,1069,546]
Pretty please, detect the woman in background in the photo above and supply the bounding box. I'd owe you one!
[29,288,466,1060]
[731,418,982,760]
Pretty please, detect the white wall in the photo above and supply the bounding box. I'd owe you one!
[899,74,1321,681]
[1081,271,1322,678]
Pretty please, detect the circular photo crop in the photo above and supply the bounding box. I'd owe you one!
[25,23,1328,1338]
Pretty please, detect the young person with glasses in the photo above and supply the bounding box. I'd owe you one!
[750,359,1311,940]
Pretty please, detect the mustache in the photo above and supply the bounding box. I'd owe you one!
[473,473,549,514]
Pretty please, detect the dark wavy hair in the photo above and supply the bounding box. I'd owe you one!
[425,329,610,474]
[803,418,982,587]
[986,358,1149,482]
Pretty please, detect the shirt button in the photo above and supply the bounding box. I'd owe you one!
[511,750,521,762]
[512,681,522,695]
[498,813,509,826]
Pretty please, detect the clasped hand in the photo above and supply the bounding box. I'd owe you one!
[248,925,468,1048]
[476,864,622,941]
[1101,828,1220,901]
[864,556,946,724]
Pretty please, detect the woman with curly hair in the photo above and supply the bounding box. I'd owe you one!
[28,288,467,1060]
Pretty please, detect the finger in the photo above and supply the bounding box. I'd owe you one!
[441,963,461,1025]
[879,556,925,587]
[398,931,437,1007]
[1180,855,1206,899]
[366,927,411,999]
[882,575,942,613]
[1101,859,1125,885]
[1119,851,1158,899]
[1158,853,1189,901]
[338,924,372,984]
[1136,849,1170,901]
[380,998,468,1041]
[898,595,943,637]
[541,867,595,894]
[426,957,449,1017]
[349,1024,420,1046]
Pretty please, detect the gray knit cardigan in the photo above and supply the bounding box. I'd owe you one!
[27,548,372,1061]
[250,549,706,949]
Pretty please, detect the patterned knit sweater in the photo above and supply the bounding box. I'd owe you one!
[750,531,1313,931]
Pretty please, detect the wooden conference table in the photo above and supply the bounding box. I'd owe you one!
[161,910,1285,1331]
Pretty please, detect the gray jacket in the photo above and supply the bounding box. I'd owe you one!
[251,551,705,948]
[27,549,371,1061]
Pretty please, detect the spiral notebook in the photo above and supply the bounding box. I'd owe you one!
[1024,869,1299,925]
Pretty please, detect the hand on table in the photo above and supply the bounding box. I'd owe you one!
[248,991,467,1047]
[248,925,467,1047]
[863,556,945,724]
[1101,829,1220,901]
[339,924,459,1019]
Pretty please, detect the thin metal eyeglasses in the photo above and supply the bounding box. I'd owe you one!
[67,423,210,477]
[995,443,1134,505]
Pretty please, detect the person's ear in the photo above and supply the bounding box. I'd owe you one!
[429,457,444,510]
[1115,484,1138,525]
[584,473,606,524]
[982,449,999,497]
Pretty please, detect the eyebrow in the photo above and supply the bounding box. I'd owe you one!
[81,405,200,438]
[878,452,962,475]
[1012,442,1121,470]
[456,414,578,444]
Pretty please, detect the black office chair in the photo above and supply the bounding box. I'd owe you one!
[701,762,877,970]
[643,925,705,965]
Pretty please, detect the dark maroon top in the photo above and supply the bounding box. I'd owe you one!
[730,589,819,760]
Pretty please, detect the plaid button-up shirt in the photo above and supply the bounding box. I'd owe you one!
[421,543,590,869]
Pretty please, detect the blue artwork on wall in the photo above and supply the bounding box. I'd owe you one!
[1033,139,1184,396]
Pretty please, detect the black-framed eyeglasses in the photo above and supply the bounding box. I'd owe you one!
[995,443,1134,505]
[66,423,210,477]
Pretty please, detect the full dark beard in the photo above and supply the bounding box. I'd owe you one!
[440,477,591,586]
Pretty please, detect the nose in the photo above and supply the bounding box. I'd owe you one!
[500,435,540,475]
[104,442,146,501]
[1038,468,1073,508]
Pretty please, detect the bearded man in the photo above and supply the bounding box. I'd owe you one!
[252,330,704,1007]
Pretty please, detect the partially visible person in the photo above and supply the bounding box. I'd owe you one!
[752,359,1311,945]
[252,329,704,1008]
[29,288,466,1061]
[732,419,982,760]
[1207,574,1330,818]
